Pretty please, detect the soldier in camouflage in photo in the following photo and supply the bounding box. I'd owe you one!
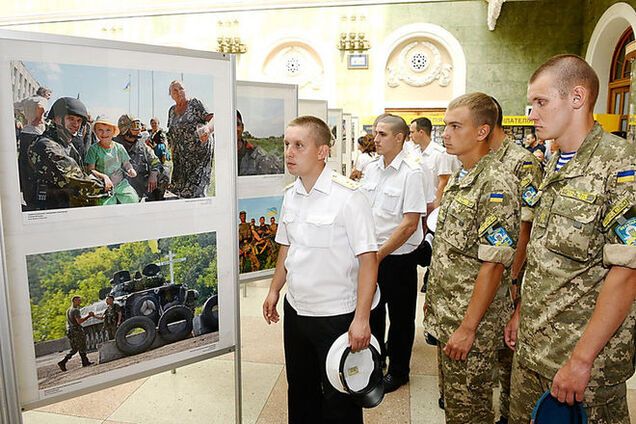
[489,97,544,424]
[25,97,106,210]
[506,54,636,424]
[57,296,95,372]
[238,210,260,272]
[115,114,169,201]
[100,295,123,340]
[422,92,520,424]
[237,110,284,176]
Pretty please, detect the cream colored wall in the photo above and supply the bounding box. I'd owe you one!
[7,1,628,126]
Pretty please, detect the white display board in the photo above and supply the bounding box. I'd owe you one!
[327,108,343,175]
[343,113,353,177]
[351,116,361,166]
[298,99,328,122]
[236,81,297,283]
[0,30,239,411]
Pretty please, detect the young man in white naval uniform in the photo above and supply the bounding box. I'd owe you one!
[263,116,379,424]
[410,117,460,208]
[360,114,427,393]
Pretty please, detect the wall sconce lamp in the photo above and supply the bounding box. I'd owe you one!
[217,19,247,54]
[337,15,370,52]
[337,33,370,52]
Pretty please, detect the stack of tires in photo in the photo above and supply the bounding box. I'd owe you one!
[115,294,218,356]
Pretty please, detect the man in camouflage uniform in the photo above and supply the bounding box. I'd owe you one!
[423,92,520,423]
[26,97,106,210]
[100,295,123,340]
[115,114,169,201]
[238,211,260,272]
[237,110,284,176]
[489,97,543,424]
[507,54,636,424]
[58,296,95,371]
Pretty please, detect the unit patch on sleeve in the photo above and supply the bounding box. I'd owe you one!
[520,175,540,207]
[612,205,636,246]
[478,214,514,247]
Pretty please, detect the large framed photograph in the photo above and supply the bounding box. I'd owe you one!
[237,81,297,282]
[30,232,220,393]
[9,51,232,225]
[0,30,238,409]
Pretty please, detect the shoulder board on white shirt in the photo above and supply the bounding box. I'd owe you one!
[406,152,422,164]
[403,155,421,170]
[331,173,359,190]
[284,182,295,191]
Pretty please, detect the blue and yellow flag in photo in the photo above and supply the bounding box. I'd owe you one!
[489,193,504,203]
[617,170,635,183]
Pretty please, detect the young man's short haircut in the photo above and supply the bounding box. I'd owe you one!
[529,54,599,110]
[288,115,333,147]
[377,114,410,142]
[447,92,498,136]
[373,113,392,128]
[411,117,433,136]
[72,295,81,302]
[490,97,504,129]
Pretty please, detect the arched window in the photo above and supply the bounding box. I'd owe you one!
[608,27,634,132]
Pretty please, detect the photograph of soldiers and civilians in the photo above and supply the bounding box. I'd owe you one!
[12,60,216,212]
[27,232,219,390]
[236,96,285,176]
[237,196,283,274]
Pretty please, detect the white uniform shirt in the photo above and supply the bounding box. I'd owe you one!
[360,150,427,255]
[402,140,419,155]
[275,166,380,317]
[421,142,458,189]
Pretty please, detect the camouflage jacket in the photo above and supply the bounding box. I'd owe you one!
[238,141,283,176]
[103,303,122,327]
[494,137,544,223]
[423,152,520,352]
[517,123,636,386]
[27,124,104,209]
[115,136,166,197]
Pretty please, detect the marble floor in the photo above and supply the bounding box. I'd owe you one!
[22,278,636,424]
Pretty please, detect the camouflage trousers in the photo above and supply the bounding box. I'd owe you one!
[509,355,631,424]
[497,346,514,419]
[104,324,117,340]
[438,345,497,424]
[67,327,87,354]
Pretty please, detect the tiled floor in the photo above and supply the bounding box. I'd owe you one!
[22,278,636,423]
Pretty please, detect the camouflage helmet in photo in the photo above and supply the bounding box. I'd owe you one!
[48,97,89,123]
[117,114,142,136]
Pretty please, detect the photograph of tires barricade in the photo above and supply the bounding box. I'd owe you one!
[27,231,219,390]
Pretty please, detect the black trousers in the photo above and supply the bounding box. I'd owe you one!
[283,299,363,424]
[371,251,418,379]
